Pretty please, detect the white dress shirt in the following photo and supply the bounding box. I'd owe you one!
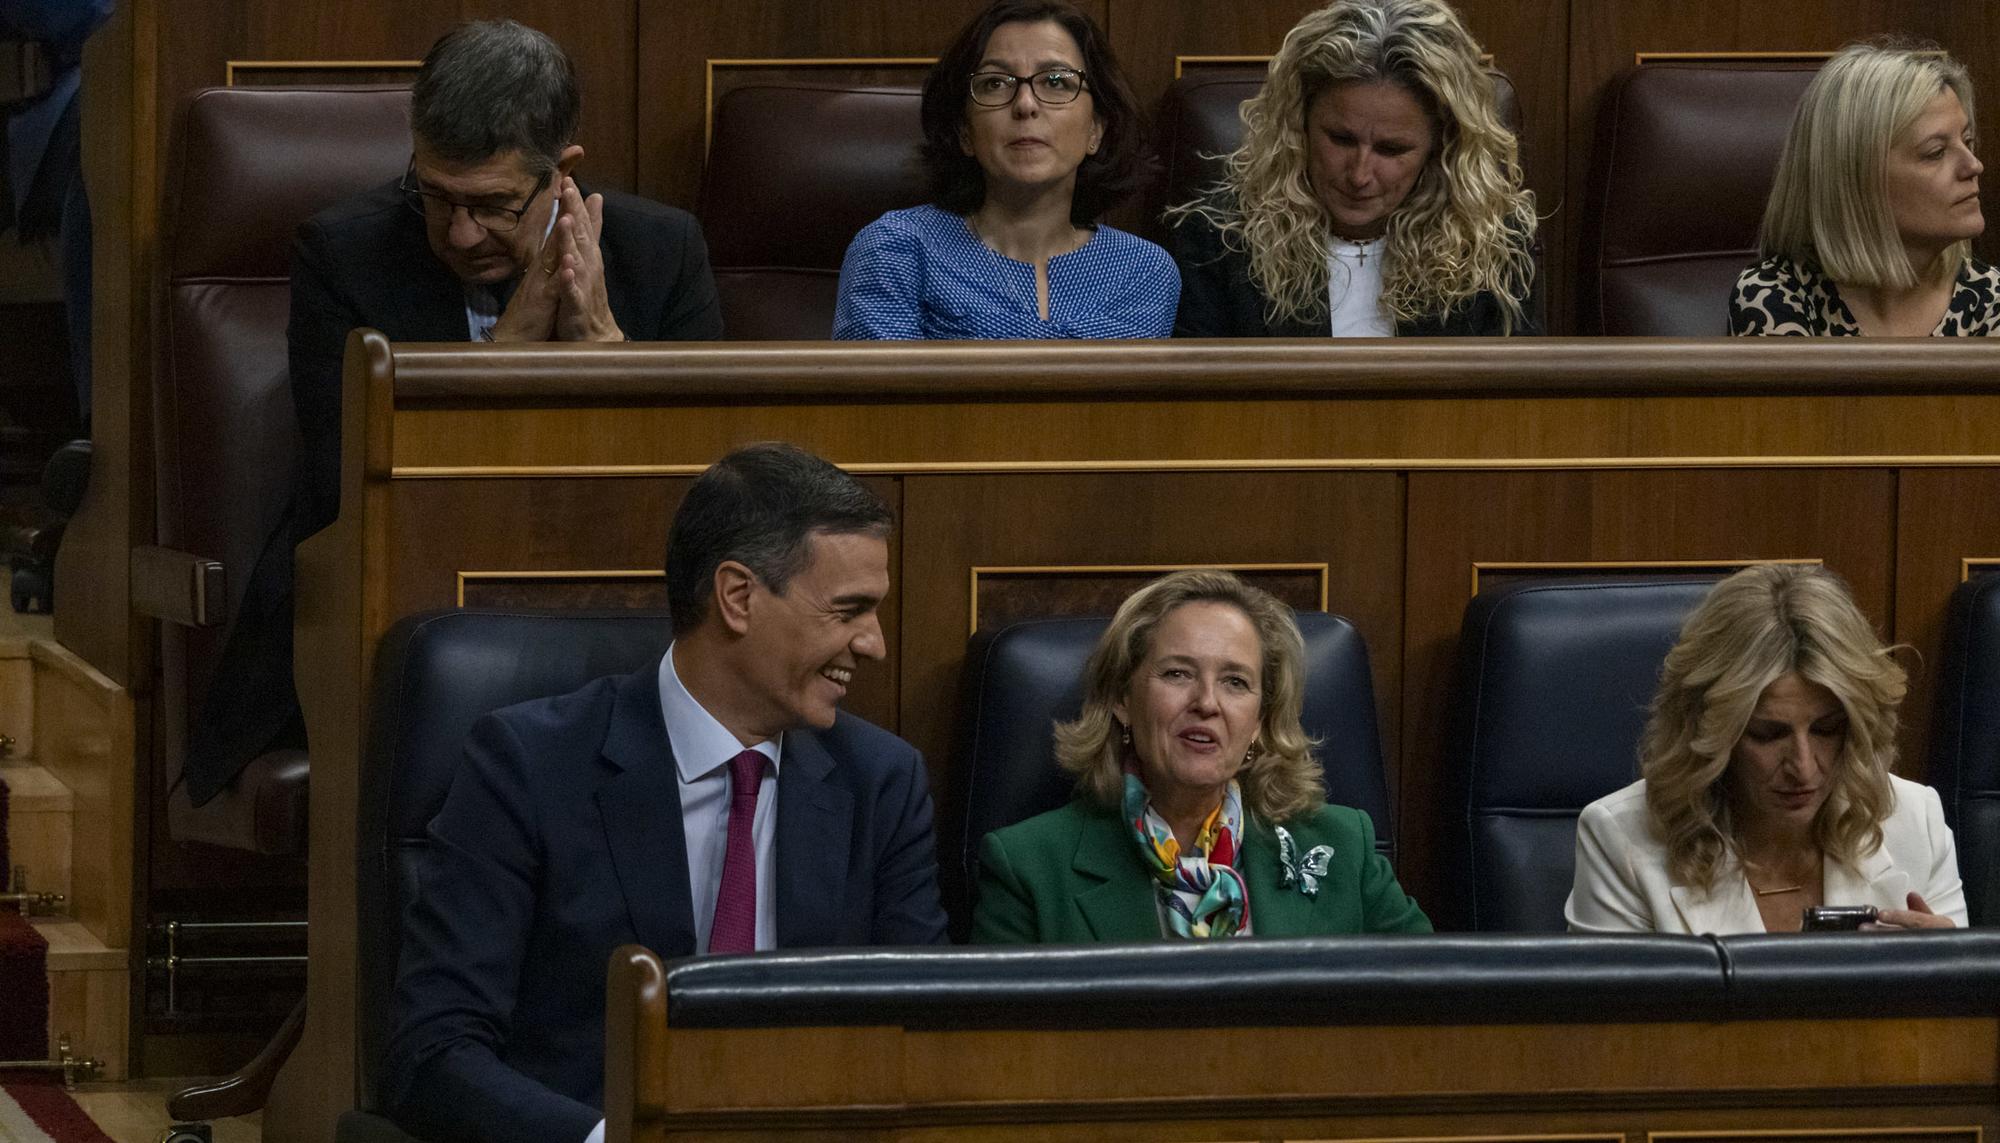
[588,645,782,1143]
[1326,239,1393,337]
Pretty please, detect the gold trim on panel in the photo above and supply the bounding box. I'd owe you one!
[1964,558,2000,583]
[391,454,2000,480]
[224,58,422,85]
[454,568,663,608]
[1304,1136,1621,1143]
[1634,50,1833,67]
[968,562,1330,635]
[1173,54,1270,79]
[1470,557,1820,599]
[1650,1130,1980,1142]
[704,57,934,154]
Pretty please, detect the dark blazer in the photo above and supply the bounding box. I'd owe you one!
[971,797,1431,943]
[180,180,723,807]
[1167,208,1541,338]
[383,662,949,1143]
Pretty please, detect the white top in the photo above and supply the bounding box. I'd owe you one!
[1326,239,1393,338]
[1565,774,1967,935]
[657,642,782,955]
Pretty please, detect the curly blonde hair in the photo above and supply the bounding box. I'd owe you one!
[1641,565,1905,892]
[1169,0,1536,333]
[1054,570,1326,825]
[1761,40,1977,291]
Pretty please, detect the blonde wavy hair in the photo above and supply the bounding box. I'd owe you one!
[1761,41,1977,291]
[1641,565,1905,892]
[1168,0,1536,333]
[1055,570,1326,825]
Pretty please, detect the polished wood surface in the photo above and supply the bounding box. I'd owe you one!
[262,334,2000,1142]
[603,951,2000,1143]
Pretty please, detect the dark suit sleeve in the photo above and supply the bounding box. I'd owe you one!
[1351,809,1432,934]
[654,210,723,340]
[1168,211,1248,338]
[286,217,358,537]
[969,830,1038,944]
[384,714,601,1143]
[870,744,950,945]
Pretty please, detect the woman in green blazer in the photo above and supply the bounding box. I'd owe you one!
[972,569,1430,943]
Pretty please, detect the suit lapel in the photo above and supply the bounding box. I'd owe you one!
[594,664,697,958]
[1669,864,1765,935]
[1240,827,1316,936]
[1826,844,1907,913]
[1070,809,1162,941]
[775,731,853,948]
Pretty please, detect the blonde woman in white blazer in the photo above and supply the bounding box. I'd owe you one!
[1565,565,1966,935]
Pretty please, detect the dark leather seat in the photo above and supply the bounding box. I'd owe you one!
[1441,577,1717,932]
[946,612,1392,939]
[1582,64,1817,335]
[341,608,670,1142]
[695,82,927,340]
[158,84,412,855]
[1153,65,1522,225]
[1929,574,2000,926]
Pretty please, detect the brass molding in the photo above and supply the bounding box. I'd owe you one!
[1469,557,1820,599]
[224,59,421,86]
[705,57,932,154]
[1650,1130,1979,1142]
[1963,558,2000,582]
[1634,50,1832,67]
[968,561,1329,635]
[1173,54,1269,79]
[1307,1137,1618,1143]
[454,568,662,607]
[391,455,2000,480]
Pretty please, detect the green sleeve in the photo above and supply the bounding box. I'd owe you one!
[970,829,1039,944]
[1354,809,1433,933]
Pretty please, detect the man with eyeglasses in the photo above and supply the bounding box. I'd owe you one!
[178,18,721,819]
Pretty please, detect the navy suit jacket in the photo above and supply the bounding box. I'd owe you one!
[382,661,948,1143]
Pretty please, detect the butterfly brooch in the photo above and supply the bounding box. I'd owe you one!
[1275,827,1334,899]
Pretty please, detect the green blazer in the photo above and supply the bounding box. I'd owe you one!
[971,798,1431,943]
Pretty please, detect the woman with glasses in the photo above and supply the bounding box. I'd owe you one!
[1167,0,1538,337]
[833,0,1177,339]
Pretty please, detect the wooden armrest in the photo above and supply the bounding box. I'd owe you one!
[131,545,226,627]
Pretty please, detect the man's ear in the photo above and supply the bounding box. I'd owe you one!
[712,560,758,636]
[556,143,585,178]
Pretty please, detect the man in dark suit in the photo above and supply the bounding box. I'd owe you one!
[384,443,948,1143]
[180,18,722,808]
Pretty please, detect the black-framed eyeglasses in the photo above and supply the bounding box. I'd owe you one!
[968,68,1089,107]
[398,159,552,233]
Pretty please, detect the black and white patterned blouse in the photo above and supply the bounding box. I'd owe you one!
[1729,254,2000,336]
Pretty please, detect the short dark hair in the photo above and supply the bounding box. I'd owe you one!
[919,0,1145,225]
[665,443,895,634]
[410,19,580,174]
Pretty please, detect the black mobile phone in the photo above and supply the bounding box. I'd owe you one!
[1801,905,1878,931]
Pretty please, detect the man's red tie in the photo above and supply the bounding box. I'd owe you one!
[707,749,765,954]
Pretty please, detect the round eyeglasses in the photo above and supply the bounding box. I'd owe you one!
[398,160,553,233]
[967,68,1089,107]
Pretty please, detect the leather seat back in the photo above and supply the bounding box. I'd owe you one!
[1930,575,2000,925]
[947,611,1391,938]
[1442,577,1717,931]
[157,85,410,766]
[696,82,927,340]
[1583,64,1816,334]
[355,609,669,1110]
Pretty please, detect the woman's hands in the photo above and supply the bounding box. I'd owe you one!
[1865,891,1957,930]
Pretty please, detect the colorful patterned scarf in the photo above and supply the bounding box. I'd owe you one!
[1122,772,1251,938]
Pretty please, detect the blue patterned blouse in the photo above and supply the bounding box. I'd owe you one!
[833,204,1179,340]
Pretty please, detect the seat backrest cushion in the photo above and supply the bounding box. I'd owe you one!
[1585,64,1816,335]
[355,609,670,1108]
[1930,575,2000,926]
[947,611,1389,936]
[695,83,927,340]
[157,85,411,734]
[1444,577,1717,931]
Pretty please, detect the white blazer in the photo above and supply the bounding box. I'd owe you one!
[1565,775,1968,934]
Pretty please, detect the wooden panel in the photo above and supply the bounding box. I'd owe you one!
[1402,468,1899,922]
[637,0,1099,207]
[1110,0,1570,321]
[1565,2,2000,332]
[458,570,668,610]
[32,640,136,953]
[46,966,131,1083]
[970,563,1326,634]
[899,470,1403,800]
[1896,469,2000,781]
